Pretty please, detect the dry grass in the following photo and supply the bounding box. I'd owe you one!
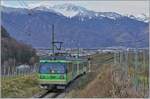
[1,73,43,98]
[67,64,146,98]
[66,64,113,97]
[66,53,114,98]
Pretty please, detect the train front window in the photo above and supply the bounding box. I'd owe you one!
[39,63,66,74]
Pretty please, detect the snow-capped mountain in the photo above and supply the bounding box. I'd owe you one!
[34,3,122,19]
[135,14,149,23]
[52,3,88,18]
[2,3,149,22]
[33,3,86,17]
[1,5,149,48]
[33,3,149,22]
[126,14,149,23]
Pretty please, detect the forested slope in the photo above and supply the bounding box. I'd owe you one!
[1,26,38,67]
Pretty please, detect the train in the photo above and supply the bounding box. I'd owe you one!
[38,54,89,89]
[38,25,89,89]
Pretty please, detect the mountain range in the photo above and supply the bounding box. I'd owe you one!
[1,4,149,48]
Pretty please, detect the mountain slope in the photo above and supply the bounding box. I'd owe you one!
[1,26,37,66]
[1,5,149,48]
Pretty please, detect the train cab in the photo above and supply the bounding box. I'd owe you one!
[39,59,68,89]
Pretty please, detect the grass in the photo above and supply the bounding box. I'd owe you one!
[127,51,149,91]
[66,64,114,98]
[66,53,114,98]
[74,72,96,90]
[66,51,149,98]
[1,73,43,98]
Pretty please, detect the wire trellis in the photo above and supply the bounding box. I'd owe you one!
[113,39,149,97]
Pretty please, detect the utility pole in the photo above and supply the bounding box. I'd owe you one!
[88,57,91,72]
[143,49,146,96]
[125,49,128,79]
[52,24,55,56]
[134,33,138,91]
[114,51,117,65]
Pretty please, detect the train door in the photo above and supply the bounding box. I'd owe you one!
[83,62,87,73]
[72,62,77,79]
[79,62,83,74]
[67,63,72,83]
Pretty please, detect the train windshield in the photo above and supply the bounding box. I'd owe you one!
[39,63,66,74]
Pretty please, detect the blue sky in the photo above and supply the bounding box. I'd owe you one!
[1,0,149,16]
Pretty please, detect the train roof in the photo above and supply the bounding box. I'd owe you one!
[40,55,87,63]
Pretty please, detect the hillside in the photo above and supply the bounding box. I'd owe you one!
[1,26,38,67]
[1,5,149,48]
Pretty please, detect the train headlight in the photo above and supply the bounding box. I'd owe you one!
[51,70,55,73]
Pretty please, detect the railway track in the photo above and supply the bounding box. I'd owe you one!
[33,89,65,98]
[40,90,64,98]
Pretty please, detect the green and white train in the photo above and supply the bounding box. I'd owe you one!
[38,55,88,89]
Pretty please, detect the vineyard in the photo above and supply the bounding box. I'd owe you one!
[66,49,149,98]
